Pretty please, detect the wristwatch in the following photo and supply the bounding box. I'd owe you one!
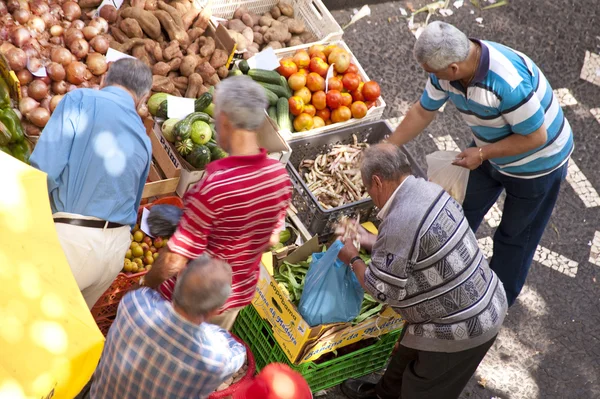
[349,256,363,272]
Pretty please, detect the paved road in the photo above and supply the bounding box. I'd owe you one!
[319,1,600,398]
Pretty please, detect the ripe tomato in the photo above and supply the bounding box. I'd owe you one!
[326,90,342,109]
[351,101,368,119]
[277,58,298,79]
[340,92,353,107]
[312,91,327,110]
[342,73,360,91]
[312,116,325,128]
[347,63,359,75]
[362,81,381,101]
[288,96,305,116]
[327,77,343,92]
[304,104,316,117]
[331,106,351,123]
[351,82,365,102]
[288,73,307,91]
[293,113,314,131]
[316,108,331,121]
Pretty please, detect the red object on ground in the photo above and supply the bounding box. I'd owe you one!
[233,364,312,399]
[208,335,256,399]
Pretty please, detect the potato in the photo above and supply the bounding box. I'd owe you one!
[210,49,229,69]
[260,25,269,34]
[120,18,144,38]
[284,31,292,42]
[266,41,283,50]
[253,31,264,45]
[228,18,247,33]
[287,35,303,47]
[242,27,254,43]
[299,31,316,43]
[259,15,274,27]
[187,41,200,55]
[233,6,249,20]
[180,54,199,76]
[253,25,261,32]
[278,2,294,17]
[284,18,305,34]
[270,6,281,19]
[264,24,289,43]
[241,13,254,27]
[228,30,248,51]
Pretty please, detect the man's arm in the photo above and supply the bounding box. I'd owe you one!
[388,75,447,146]
[218,332,247,380]
[29,94,77,191]
[267,207,288,248]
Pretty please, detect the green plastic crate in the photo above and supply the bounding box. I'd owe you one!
[232,305,402,392]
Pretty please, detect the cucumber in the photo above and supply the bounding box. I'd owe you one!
[279,75,293,98]
[173,112,211,142]
[258,82,290,99]
[239,60,250,74]
[194,92,213,112]
[248,69,282,85]
[276,97,292,131]
[264,88,279,106]
[268,106,278,127]
[228,69,244,77]
[156,100,168,119]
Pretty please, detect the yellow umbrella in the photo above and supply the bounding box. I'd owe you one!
[0,152,104,399]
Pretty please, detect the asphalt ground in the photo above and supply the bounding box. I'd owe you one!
[317,1,600,398]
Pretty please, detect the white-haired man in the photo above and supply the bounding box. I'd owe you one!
[389,21,573,306]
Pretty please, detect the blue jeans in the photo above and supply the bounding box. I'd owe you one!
[462,161,568,306]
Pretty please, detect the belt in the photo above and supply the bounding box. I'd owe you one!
[53,218,125,229]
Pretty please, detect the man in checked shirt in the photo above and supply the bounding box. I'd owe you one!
[86,256,246,399]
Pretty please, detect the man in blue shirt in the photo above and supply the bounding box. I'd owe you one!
[388,22,572,308]
[30,58,153,308]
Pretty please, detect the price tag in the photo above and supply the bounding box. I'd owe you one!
[167,95,195,119]
[247,48,280,70]
[324,63,335,92]
[106,48,135,63]
[27,59,47,77]
[140,207,154,238]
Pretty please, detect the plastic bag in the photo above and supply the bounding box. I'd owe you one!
[147,204,183,237]
[298,240,364,327]
[426,150,470,204]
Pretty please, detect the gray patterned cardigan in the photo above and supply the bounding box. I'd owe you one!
[365,176,507,352]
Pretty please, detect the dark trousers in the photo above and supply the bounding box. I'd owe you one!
[375,336,497,399]
[462,161,567,306]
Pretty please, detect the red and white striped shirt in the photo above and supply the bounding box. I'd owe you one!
[159,149,291,312]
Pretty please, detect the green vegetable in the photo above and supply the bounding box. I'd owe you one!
[257,82,290,99]
[274,258,311,305]
[0,145,12,156]
[239,60,250,74]
[0,108,24,143]
[276,97,291,131]
[279,75,293,98]
[175,138,194,156]
[208,86,215,95]
[194,92,213,113]
[156,100,168,119]
[203,103,215,117]
[228,69,244,77]
[9,141,30,164]
[264,88,279,106]
[353,293,383,324]
[185,144,211,169]
[161,118,180,142]
[206,141,227,160]
[279,229,291,244]
[248,69,282,85]
[173,112,210,142]
[148,93,168,116]
[0,77,10,109]
[0,121,12,146]
[190,121,212,145]
[267,106,278,127]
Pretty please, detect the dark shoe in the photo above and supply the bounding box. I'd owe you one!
[340,379,378,399]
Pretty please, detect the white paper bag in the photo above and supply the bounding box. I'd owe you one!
[426,151,470,204]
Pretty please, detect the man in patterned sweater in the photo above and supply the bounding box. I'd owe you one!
[338,144,507,399]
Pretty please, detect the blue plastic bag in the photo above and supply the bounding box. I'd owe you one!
[298,240,364,327]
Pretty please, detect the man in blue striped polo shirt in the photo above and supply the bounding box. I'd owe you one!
[389,21,573,306]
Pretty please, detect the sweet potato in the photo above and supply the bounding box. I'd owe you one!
[200,36,215,57]
[157,1,183,28]
[187,41,200,55]
[111,37,145,53]
[168,57,182,71]
[180,54,199,76]
[270,6,281,19]
[233,6,249,20]
[217,66,229,79]
[154,10,189,45]
[144,0,158,10]
[210,49,228,69]
[228,19,247,33]
[163,41,181,60]
[130,0,146,9]
[185,73,203,98]
[253,31,264,45]
[121,18,144,38]
[132,44,153,66]
[152,62,170,76]
[110,26,129,43]
[182,6,201,30]
[198,36,208,46]
[146,39,163,61]
[171,0,191,12]
[167,71,179,79]
[172,76,188,92]
[187,27,204,42]
[152,75,177,94]
[196,61,215,81]
[79,0,102,7]
[278,2,294,17]
[193,6,211,31]
[120,8,162,39]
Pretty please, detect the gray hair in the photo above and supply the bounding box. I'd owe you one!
[360,143,412,186]
[413,21,470,70]
[172,255,232,318]
[104,58,152,100]
[214,76,268,131]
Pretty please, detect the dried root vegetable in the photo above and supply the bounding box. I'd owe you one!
[299,135,369,209]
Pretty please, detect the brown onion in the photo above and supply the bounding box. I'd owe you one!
[72,19,85,30]
[0,42,16,55]
[30,0,49,16]
[51,80,68,94]
[6,47,26,71]
[89,17,109,33]
[82,26,99,41]
[40,95,51,111]
[86,52,107,76]
[11,26,31,47]
[49,36,64,46]
[89,35,109,54]
[38,76,51,85]
[66,61,86,84]
[64,27,83,46]
[7,0,21,14]
[50,95,64,112]
[69,38,89,60]
[0,1,7,16]
[20,85,28,98]
[50,25,63,37]
[27,57,42,73]
[51,47,72,66]
[41,12,57,27]
[28,79,48,101]
[27,16,45,33]
[62,1,81,22]
[13,9,30,24]
[16,69,32,85]
[19,97,39,115]
[98,5,117,24]
[47,62,65,81]
[28,107,50,128]
[22,121,41,137]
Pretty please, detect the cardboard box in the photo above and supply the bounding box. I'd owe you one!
[172,116,292,196]
[148,121,182,179]
[252,237,404,364]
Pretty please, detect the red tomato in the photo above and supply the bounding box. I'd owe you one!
[362,81,381,101]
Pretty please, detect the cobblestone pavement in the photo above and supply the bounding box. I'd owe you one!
[318,1,600,398]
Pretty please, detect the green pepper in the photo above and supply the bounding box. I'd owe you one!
[0,145,12,156]
[0,77,10,109]
[10,140,30,164]
[0,108,25,143]
[0,121,11,146]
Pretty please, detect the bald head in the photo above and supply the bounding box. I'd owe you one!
[360,143,412,186]
[172,255,232,319]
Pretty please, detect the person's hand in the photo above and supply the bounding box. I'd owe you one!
[452,147,483,170]
[337,236,360,265]
[334,219,369,247]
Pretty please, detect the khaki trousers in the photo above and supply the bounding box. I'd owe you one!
[54,212,131,309]
[209,306,243,331]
